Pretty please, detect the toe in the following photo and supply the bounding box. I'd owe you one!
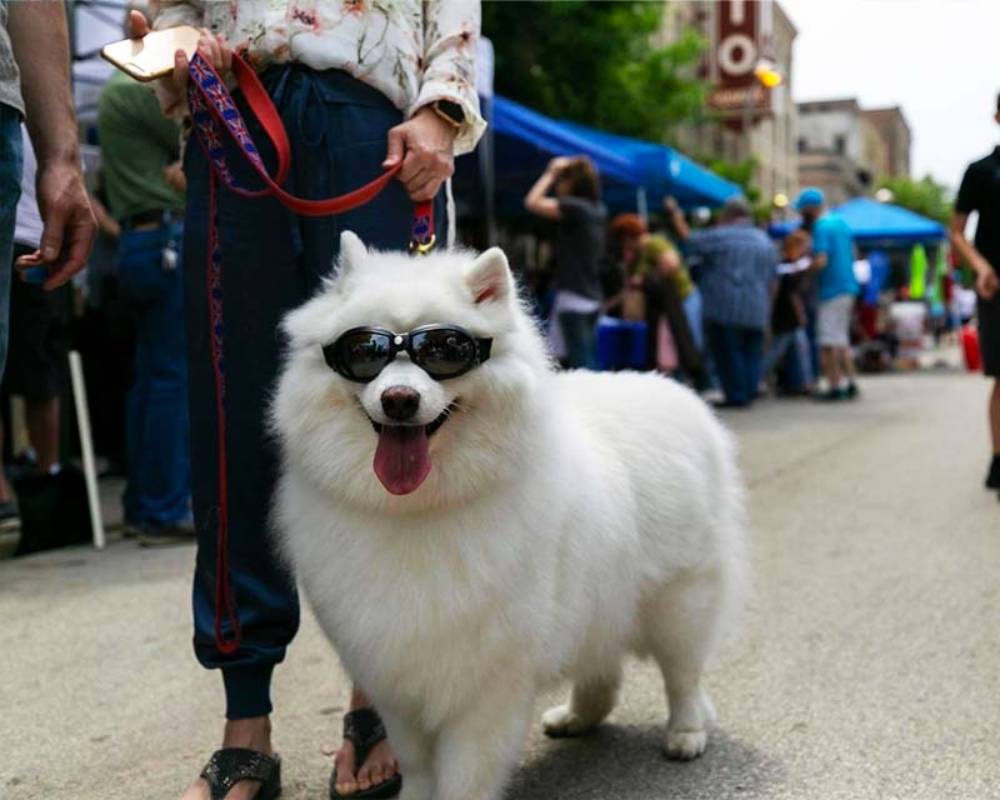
[356,757,375,790]
[333,741,358,795]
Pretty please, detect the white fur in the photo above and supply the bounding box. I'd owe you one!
[272,232,748,800]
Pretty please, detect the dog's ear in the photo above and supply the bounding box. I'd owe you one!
[464,248,512,305]
[334,231,369,279]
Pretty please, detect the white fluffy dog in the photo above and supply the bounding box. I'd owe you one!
[272,233,748,800]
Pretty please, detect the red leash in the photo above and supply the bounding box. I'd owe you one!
[186,52,435,653]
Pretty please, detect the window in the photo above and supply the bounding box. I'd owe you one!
[835,135,846,155]
[798,137,809,153]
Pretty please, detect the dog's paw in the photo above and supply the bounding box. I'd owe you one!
[542,704,592,738]
[663,729,708,761]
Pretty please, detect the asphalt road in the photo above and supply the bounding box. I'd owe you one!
[2,368,998,800]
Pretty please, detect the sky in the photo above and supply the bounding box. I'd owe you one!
[780,0,1000,192]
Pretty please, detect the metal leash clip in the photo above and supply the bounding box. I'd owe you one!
[409,203,436,255]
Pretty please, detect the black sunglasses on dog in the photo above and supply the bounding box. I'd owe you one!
[323,324,493,383]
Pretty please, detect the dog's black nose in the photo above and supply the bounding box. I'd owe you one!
[381,386,421,421]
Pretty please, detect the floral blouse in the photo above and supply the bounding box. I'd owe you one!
[154,0,485,154]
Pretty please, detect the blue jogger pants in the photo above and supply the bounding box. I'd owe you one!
[182,65,445,719]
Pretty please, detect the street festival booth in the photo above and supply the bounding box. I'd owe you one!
[452,95,741,370]
[771,197,949,368]
[484,95,741,214]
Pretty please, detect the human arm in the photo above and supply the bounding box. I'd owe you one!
[663,196,691,241]
[523,157,572,220]
[949,163,997,298]
[384,0,485,202]
[808,223,830,272]
[8,2,96,289]
[951,213,998,299]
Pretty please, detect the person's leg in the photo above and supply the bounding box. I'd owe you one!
[840,345,858,393]
[0,111,22,513]
[761,332,793,379]
[743,328,764,405]
[820,346,841,389]
[683,289,704,354]
[977,297,1000,490]
[817,298,845,398]
[133,222,191,532]
[24,396,59,472]
[118,228,170,530]
[180,118,301,800]
[706,322,744,406]
[558,312,590,369]
[793,327,815,389]
[989,378,1000,449]
[0,107,22,380]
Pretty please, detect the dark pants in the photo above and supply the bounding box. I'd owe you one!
[559,310,598,368]
[705,322,764,407]
[118,222,191,528]
[183,65,444,719]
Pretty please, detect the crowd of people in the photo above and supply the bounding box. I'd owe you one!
[524,155,864,408]
[1,0,998,797]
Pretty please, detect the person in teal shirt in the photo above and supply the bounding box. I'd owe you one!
[796,187,859,401]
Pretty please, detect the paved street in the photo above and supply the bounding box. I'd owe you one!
[2,367,998,800]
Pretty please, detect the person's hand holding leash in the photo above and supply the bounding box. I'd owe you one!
[383,108,457,202]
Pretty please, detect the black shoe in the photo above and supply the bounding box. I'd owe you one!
[986,455,1000,490]
[138,518,196,547]
[845,382,860,400]
[816,387,847,402]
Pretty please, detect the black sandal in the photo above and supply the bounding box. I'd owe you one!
[330,708,402,799]
[200,748,282,800]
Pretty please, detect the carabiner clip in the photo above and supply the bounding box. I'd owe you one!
[409,233,437,256]
[409,201,436,256]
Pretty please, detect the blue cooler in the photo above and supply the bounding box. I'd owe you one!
[597,317,648,371]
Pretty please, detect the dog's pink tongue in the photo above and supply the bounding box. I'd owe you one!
[374,425,432,495]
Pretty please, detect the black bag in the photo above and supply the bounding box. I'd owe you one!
[13,466,92,556]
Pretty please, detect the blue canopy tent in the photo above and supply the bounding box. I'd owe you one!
[559,121,742,210]
[834,197,946,247]
[462,95,740,216]
[768,197,946,248]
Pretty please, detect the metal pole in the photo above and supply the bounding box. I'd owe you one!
[68,351,105,550]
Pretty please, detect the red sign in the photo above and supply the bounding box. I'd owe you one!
[708,0,772,125]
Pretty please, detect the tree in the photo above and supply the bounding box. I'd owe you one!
[877,175,953,224]
[482,2,708,143]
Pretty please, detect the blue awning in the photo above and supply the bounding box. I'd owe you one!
[834,197,946,246]
[558,121,742,209]
[768,197,946,247]
[489,95,740,212]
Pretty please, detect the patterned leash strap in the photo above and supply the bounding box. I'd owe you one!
[186,52,435,654]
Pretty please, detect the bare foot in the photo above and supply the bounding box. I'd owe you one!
[332,689,399,796]
[181,716,273,799]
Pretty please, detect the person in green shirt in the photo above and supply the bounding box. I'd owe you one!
[97,65,191,545]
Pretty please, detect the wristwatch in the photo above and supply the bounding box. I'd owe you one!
[431,100,465,130]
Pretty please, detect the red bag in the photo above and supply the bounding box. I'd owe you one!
[961,325,981,372]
